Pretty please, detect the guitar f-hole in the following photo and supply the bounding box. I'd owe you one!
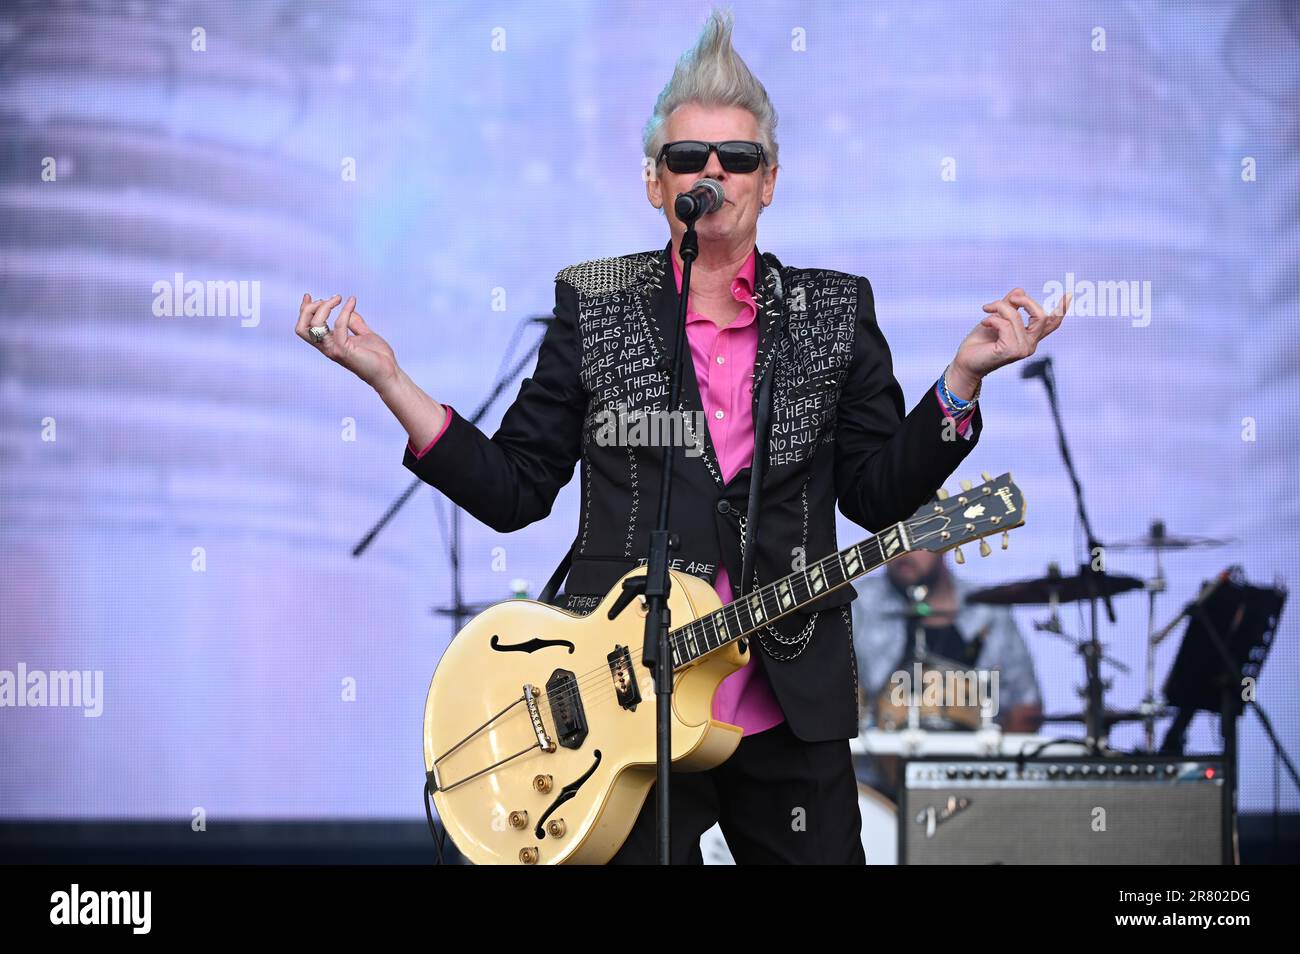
[535,750,602,839]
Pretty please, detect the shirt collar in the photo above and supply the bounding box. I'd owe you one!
[670,246,758,297]
[669,246,759,327]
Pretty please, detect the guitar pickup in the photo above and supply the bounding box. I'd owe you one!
[545,669,588,750]
[607,644,641,711]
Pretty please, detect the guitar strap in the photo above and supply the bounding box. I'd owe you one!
[739,352,776,603]
[739,253,785,608]
[539,535,575,606]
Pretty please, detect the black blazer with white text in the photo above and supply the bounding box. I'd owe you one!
[403,240,982,742]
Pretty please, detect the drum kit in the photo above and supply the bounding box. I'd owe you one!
[700,520,1235,865]
[969,520,1234,750]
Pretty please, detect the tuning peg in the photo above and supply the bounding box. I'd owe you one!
[979,539,991,557]
[960,479,972,491]
[1001,531,1009,550]
[936,488,949,500]
[981,471,991,483]
[954,545,965,565]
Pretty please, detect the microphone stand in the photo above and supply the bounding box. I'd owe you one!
[645,221,700,865]
[353,316,553,637]
[1027,357,1115,752]
[610,218,701,865]
[906,587,928,733]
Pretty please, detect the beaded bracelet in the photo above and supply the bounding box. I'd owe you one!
[939,365,980,414]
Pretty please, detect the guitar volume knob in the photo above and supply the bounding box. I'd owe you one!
[546,818,567,838]
[533,775,553,794]
[508,810,529,830]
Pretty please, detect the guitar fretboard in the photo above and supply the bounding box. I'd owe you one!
[666,521,910,669]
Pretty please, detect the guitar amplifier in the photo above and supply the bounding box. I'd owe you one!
[899,756,1228,864]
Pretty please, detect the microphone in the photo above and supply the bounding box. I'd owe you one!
[674,178,724,222]
[1020,356,1052,380]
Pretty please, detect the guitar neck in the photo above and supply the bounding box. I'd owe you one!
[666,522,909,670]
[664,472,1024,670]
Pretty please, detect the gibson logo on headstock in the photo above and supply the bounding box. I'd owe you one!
[995,487,1017,514]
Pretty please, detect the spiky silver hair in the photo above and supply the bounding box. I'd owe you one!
[642,9,779,168]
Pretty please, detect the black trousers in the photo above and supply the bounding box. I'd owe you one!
[608,719,865,864]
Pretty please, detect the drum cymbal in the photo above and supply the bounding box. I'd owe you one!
[1106,533,1234,552]
[1041,709,1151,725]
[967,568,1144,606]
[1106,519,1234,552]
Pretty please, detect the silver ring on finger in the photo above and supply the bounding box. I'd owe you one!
[309,324,330,343]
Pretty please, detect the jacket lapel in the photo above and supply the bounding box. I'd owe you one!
[645,240,787,489]
[750,246,786,425]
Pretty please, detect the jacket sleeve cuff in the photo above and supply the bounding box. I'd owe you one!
[922,384,983,452]
[401,404,477,489]
[932,382,976,440]
[407,405,455,460]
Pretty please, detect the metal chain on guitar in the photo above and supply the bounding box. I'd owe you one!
[739,513,816,661]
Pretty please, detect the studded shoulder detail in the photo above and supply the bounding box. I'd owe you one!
[555,249,663,297]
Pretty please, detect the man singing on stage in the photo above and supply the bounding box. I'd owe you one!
[295,9,1068,863]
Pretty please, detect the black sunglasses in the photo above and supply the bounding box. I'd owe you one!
[656,140,767,174]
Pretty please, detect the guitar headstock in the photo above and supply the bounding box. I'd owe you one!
[904,471,1026,563]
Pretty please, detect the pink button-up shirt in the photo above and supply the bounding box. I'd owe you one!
[671,247,786,736]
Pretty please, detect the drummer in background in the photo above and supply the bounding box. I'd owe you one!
[852,549,1044,733]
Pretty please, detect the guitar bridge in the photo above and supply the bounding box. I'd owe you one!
[523,684,556,753]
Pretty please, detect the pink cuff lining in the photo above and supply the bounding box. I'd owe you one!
[934,383,974,438]
[409,404,455,459]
